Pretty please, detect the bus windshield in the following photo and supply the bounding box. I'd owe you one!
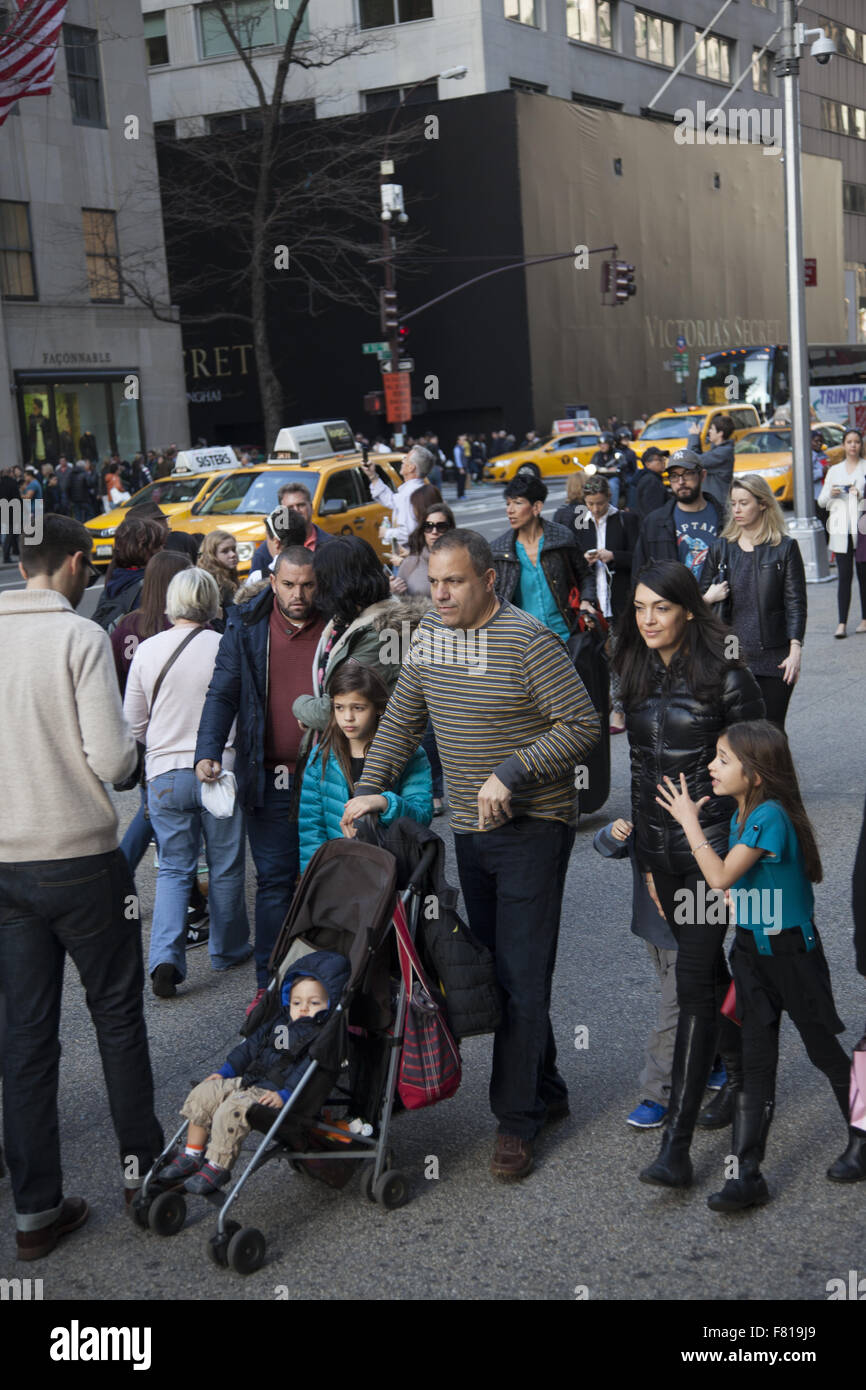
[697,350,772,414]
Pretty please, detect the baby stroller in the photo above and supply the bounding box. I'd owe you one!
[132,829,450,1275]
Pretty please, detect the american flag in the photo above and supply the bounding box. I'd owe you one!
[0,0,68,127]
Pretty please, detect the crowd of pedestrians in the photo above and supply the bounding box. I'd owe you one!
[0,414,864,1265]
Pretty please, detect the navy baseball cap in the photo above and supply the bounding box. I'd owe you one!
[667,449,702,472]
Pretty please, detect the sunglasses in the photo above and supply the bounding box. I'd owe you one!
[424,520,450,532]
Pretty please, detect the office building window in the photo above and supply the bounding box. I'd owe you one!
[154,120,177,141]
[359,0,433,28]
[822,20,862,61]
[363,83,437,111]
[634,10,674,66]
[82,209,122,304]
[696,33,732,83]
[752,48,773,93]
[844,182,866,215]
[199,0,310,58]
[822,98,866,138]
[0,201,36,300]
[145,11,169,66]
[567,1,612,48]
[504,1,537,27]
[63,25,105,126]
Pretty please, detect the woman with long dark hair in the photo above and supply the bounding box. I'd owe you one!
[818,427,866,637]
[390,502,456,597]
[700,474,806,730]
[613,561,764,1187]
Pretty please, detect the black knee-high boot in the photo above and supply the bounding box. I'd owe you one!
[707,1093,773,1212]
[827,1080,866,1181]
[640,1014,717,1189]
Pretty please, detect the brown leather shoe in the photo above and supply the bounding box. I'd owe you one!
[490,1133,534,1182]
[16,1197,89,1262]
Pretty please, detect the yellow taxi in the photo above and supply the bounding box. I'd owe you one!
[169,456,403,573]
[732,420,845,505]
[85,472,226,567]
[633,404,761,463]
[484,429,602,483]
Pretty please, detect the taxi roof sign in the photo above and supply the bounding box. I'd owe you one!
[172,446,240,475]
[552,417,600,435]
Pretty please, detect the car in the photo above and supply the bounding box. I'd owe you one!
[484,431,602,483]
[732,420,845,505]
[168,457,403,573]
[632,405,761,463]
[85,471,227,566]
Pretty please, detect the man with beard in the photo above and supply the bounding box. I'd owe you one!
[195,546,324,1012]
[247,482,336,577]
[630,450,722,585]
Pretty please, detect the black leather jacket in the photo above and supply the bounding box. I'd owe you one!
[699,536,807,649]
[491,517,597,625]
[626,657,765,875]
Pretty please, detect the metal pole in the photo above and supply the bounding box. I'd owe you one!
[778,1,829,581]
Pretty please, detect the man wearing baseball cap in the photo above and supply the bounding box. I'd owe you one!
[635,447,669,520]
[631,449,722,582]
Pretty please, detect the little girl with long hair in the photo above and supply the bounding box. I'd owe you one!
[657,719,864,1211]
[298,662,432,871]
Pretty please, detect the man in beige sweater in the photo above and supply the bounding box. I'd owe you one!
[0,514,163,1261]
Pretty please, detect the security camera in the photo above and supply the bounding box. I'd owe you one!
[811,34,836,64]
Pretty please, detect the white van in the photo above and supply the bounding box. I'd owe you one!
[269,420,357,464]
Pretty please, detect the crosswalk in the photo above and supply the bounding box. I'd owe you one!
[445,480,570,539]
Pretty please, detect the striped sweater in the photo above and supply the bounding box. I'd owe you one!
[356,601,600,833]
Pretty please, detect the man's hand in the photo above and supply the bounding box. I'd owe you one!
[340,794,388,837]
[477,773,512,831]
[596,548,614,565]
[361,458,377,480]
[611,818,633,842]
[196,759,222,783]
[645,872,664,916]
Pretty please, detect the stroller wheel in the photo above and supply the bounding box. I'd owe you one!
[208,1219,240,1268]
[373,1170,410,1210]
[359,1164,377,1203]
[130,1193,151,1228]
[147,1189,186,1237]
[227,1226,266,1275]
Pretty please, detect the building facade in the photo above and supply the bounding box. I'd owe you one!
[0,0,186,471]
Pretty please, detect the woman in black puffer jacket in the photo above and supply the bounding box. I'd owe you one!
[613,560,764,1189]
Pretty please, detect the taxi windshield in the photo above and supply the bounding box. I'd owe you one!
[199,471,314,516]
[641,415,706,441]
[735,430,791,455]
[122,477,205,507]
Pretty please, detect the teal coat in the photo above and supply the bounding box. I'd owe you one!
[299,743,433,871]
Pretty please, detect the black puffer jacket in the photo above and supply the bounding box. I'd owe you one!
[626,656,765,875]
[699,536,807,649]
[491,517,596,622]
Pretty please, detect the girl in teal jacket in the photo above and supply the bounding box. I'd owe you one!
[299,662,433,871]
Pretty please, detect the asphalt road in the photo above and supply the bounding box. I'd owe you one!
[1,481,864,1307]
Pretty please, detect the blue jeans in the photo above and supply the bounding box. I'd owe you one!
[454,817,575,1140]
[0,849,163,1223]
[120,783,153,872]
[245,775,299,986]
[147,769,250,980]
[607,476,621,508]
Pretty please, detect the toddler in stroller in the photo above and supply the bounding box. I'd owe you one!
[160,949,349,1195]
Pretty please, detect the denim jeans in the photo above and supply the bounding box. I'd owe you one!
[0,849,163,1225]
[454,817,575,1140]
[245,775,299,987]
[120,783,154,872]
[147,768,250,980]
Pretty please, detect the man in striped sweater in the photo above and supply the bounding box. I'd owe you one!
[342,529,599,1181]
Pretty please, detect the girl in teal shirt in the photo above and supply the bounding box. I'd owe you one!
[299,662,432,872]
[656,719,864,1211]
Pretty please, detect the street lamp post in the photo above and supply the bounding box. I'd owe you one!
[777,2,831,582]
[378,67,467,447]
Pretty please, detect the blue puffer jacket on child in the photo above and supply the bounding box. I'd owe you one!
[299,744,433,871]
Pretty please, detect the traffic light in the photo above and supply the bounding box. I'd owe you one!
[613,261,636,303]
[398,325,410,346]
[380,289,399,333]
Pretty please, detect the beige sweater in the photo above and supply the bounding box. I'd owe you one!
[0,588,138,862]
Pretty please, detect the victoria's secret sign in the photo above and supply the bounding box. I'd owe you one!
[183,344,254,380]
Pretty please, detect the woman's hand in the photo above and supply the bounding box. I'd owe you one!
[703,581,729,605]
[778,644,802,685]
[389,574,408,595]
[611,818,633,841]
[340,794,387,837]
[655,773,710,828]
[831,485,843,498]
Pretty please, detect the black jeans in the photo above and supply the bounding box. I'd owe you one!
[755,674,793,731]
[650,865,741,1056]
[0,849,163,1226]
[454,817,575,1141]
[835,535,866,623]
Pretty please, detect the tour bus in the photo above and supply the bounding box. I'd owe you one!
[696,344,866,424]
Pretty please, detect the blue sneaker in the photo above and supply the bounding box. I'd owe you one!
[707,1065,727,1091]
[627,1100,667,1129]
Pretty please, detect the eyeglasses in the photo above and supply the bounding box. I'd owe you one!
[83,557,101,587]
[424,521,450,533]
[668,469,701,480]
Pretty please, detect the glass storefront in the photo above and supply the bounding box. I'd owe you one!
[17,374,143,465]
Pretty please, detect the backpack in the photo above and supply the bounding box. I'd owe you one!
[92,578,142,635]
